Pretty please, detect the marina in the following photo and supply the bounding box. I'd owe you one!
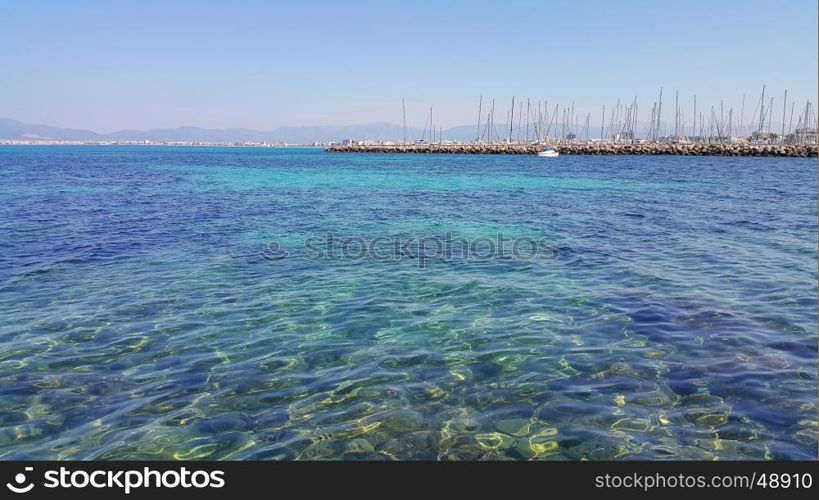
[331,90,818,157]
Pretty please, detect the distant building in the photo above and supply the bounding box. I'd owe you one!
[750,130,777,142]
[792,127,817,144]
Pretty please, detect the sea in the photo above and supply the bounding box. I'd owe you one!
[0,146,815,460]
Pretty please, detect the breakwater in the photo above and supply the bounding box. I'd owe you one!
[327,143,817,157]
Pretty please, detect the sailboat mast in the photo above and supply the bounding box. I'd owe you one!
[767,97,773,134]
[788,101,795,137]
[489,99,495,144]
[657,87,663,142]
[739,93,745,137]
[402,98,407,145]
[781,89,788,138]
[525,99,530,143]
[516,100,522,143]
[674,90,679,139]
[509,96,515,143]
[693,95,697,140]
[475,95,483,143]
[430,107,433,144]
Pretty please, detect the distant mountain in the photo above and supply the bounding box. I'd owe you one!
[269,124,417,144]
[0,118,105,141]
[0,117,632,143]
[103,126,274,143]
[0,118,443,144]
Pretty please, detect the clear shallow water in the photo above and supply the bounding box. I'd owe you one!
[0,146,816,460]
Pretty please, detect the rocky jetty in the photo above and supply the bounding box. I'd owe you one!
[327,143,817,157]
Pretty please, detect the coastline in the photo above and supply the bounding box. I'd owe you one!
[0,142,315,148]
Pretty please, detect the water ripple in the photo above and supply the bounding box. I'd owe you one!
[0,146,815,460]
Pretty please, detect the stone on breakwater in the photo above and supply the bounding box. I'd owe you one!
[327,143,817,157]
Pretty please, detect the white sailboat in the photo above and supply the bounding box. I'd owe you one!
[537,147,559,157]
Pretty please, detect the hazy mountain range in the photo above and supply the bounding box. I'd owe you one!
[0,117,668,144]
[0,117,493,144]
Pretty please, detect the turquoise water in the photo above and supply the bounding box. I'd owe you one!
[0,146,816,460]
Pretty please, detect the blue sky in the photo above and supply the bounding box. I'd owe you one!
[1,0,816,132]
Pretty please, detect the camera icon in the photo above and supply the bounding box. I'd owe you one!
[260,237,289,261]
[6,467,34,494]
